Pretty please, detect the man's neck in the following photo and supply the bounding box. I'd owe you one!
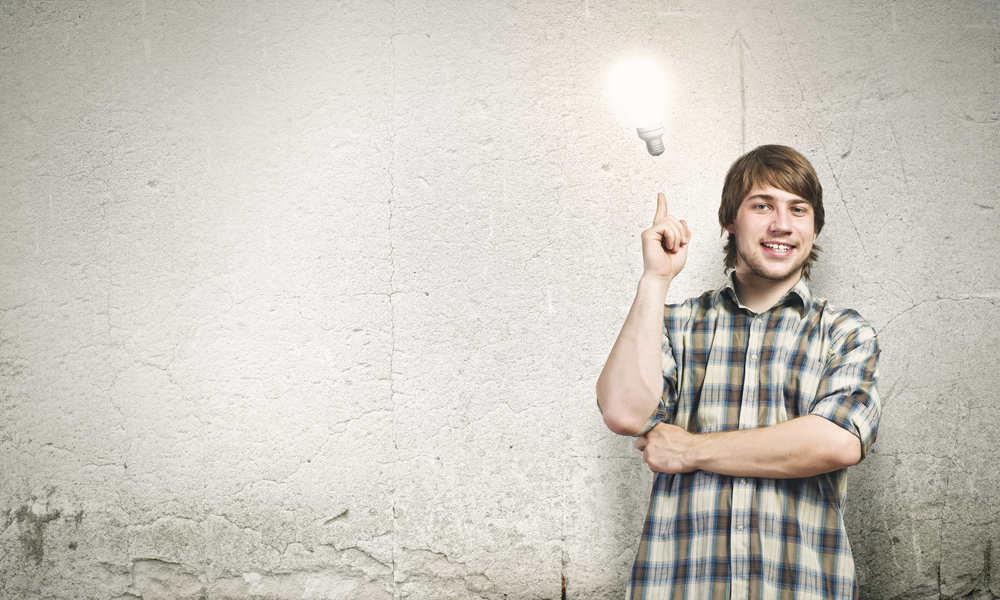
[731,269,803,314]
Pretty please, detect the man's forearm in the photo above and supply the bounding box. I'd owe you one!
[596,274,672,435]
[638,415,863,478]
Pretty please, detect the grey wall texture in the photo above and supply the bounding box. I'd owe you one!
[1,0,998,598]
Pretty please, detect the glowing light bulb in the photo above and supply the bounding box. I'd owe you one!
[610,59,666,156]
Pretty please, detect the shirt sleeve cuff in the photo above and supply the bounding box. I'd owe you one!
[632,402,667,437]
[809,394,880,458]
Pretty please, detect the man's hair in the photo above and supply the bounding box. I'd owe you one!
[718,144,825,279]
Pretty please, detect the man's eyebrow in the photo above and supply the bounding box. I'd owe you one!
[747,193,810,205]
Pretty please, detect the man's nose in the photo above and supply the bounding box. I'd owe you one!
[769,209,793,233]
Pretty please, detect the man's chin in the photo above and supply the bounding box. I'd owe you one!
[746,262,804,283]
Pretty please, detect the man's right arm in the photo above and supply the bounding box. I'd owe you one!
[596,192,691,436]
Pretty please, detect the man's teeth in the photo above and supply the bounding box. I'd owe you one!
[764,243,792,251]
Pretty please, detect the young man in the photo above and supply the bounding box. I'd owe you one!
[597,145,881,599]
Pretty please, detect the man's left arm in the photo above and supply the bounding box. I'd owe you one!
[635,415,861,478]
[636,317,881,478]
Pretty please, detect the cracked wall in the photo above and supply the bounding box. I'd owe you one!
[1,0,998,598]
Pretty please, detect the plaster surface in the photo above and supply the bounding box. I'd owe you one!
[1,0,998,598]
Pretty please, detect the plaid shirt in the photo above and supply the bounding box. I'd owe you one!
[626,275,881,600]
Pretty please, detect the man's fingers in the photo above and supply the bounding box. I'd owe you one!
[652,219,685,253]
[653,192,668,225]
[635,436,647,451]
[650,194,692,249]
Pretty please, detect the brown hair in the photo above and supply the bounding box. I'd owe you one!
[718,145,825,279]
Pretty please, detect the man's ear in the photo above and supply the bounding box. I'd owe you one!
[725,223,735,234]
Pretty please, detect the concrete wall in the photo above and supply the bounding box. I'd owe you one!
[1,0,997,598]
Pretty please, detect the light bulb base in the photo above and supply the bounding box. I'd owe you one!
[636,124,665,156]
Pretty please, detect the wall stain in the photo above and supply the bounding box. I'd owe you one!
[985,540,992,590]
[323,508,349,525]
[15,505,61,564]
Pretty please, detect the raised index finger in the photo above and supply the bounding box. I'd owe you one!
[653,192,668,224]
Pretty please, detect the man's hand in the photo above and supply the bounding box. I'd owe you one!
[635,423,698,474]
[641,192,691,283]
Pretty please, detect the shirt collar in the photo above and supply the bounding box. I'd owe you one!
[713,271,812,318]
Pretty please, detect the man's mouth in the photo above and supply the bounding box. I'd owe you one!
[762,242,794,252]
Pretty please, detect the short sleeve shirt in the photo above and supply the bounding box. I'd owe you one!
[626,275,881,600]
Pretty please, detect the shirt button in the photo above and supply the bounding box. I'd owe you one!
[737,525,744,531]
[740,478,748,485]
[751,354,757,361]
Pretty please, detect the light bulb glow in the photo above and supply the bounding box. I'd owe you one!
[610,59,666,155]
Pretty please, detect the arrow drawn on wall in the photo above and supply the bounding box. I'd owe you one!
[728,30,751,153]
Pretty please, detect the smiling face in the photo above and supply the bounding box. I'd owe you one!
[718,145,825,280]
[725,185,818,285]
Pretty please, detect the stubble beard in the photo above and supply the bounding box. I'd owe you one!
[736,240,809,283]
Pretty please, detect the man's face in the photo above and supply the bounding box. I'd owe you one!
[725,185,818,284]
